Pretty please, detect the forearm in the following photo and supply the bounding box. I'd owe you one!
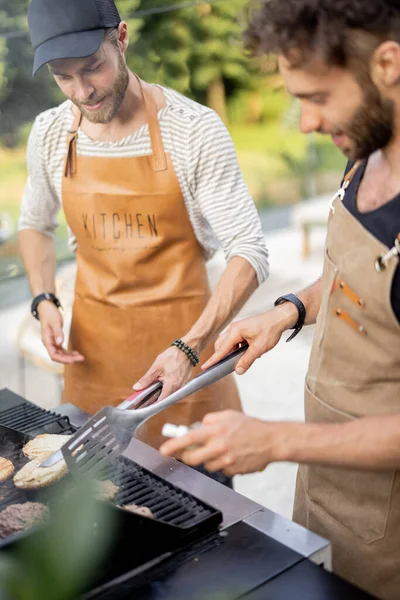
[182,256,258,354]
[275,414,400,471]
[18,229,57,297]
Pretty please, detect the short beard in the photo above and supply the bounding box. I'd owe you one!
[73,51,129,124]
[345,81,395,161]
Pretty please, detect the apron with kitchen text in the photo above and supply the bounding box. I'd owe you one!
[61,77,241,449]
[293,163,400,599]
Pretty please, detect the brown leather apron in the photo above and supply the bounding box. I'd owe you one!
[61,78,241,449]
[293,164,400,599]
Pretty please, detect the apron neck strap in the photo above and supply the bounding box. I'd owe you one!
[134,74,167,172]
[64,109,83,178]
[343,160,362,187]
[64,76,167,178]
[330,160,362,211]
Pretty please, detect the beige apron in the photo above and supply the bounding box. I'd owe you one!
[61,77,241,449]
[293,164,400,599]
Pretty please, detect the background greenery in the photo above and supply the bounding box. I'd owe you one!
[0,0,346,281]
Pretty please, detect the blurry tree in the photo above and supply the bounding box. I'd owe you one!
[0,0,271,142]
[131,0,258,122]
[0,0,59,146]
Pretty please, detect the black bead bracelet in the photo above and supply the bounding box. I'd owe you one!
[171,339,199,367]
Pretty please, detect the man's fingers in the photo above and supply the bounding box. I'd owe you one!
[201,332,245,371]
[42,325,84,364]
[47,347,85,364]
[204,454,234,473]
[202,410,230,425]
[133,368,159,391]
[160,426,211,457]
[180,442,225,467]
[157,382,176,402]
[234,344,262,374]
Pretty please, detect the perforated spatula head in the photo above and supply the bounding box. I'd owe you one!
[61,383,163,474]
[61,407,129,474]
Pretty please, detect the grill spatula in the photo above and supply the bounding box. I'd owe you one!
[49,344,247,475]
[39,381,164,468]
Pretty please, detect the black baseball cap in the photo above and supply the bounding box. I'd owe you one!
[28,0,121,76]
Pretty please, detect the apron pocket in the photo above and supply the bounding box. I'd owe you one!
[314,247,338,350]
[304,382,395,544]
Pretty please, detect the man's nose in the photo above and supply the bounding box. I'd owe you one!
[299,105,322,135]
[73,78,95,103]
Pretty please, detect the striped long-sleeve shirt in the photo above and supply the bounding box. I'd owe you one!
[19,85,269,284]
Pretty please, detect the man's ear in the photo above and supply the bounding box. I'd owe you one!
[371,41,400,88]
[117,21,129,53]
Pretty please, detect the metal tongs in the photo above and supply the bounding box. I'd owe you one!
[40,344,248,474]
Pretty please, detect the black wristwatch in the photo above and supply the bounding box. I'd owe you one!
[31,293,62,320]
[274,293,306,342]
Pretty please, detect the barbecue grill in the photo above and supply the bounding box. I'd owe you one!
[0,389,376,599]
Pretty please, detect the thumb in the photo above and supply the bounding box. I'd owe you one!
[133,367,159,391]
[235,345,260,375]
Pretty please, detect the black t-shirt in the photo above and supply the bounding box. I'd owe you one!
[342,160,400,322]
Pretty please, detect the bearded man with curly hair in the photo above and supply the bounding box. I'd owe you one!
[161,2,400,597]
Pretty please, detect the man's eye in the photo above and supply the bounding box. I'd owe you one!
[312,95,327,105]
[87,65,102,73]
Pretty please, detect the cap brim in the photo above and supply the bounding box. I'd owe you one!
[33,28,105,76]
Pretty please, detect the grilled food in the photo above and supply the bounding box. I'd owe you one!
[23,434,72,461]
[124,504,153,518]
[94,480,120,502]
[0,502,50,539]
[0,457,14,483]
[13,457,68,490]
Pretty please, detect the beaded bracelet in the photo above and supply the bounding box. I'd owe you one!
[171,339,199,367]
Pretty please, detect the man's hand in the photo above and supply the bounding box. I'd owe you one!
[38,302,84,364]
[202,304,297,375]
[133,346,193,401]
[160,410,288,475]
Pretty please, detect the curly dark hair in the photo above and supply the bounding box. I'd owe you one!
[245,0,400,68]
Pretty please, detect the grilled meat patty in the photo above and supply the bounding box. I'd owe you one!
[0,457,14,483]
[0,502,50,539]
[94,480,120,502]
[23,434,72,461]
[13,457,68,490]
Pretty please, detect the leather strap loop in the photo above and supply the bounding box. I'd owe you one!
[134,74,167,172]
[64,110,82,177]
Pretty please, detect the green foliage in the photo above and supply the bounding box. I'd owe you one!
[132,0,259,114]
[0,477,116,600]
[0,0,60,146]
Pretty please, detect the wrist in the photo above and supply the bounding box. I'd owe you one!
[272,302,299,331]
[31,292,62,320]
[171,339,199,367]
[274,294,306,342]
[262,422,311,463]
[180,334,203,356]
[37,300,58,318]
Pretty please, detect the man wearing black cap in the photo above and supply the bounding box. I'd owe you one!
[18,0,269,458]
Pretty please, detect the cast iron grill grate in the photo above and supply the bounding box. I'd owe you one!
[0,401,221,536]
[0,403,74,435]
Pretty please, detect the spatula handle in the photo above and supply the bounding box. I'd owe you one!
[117,382,162,411]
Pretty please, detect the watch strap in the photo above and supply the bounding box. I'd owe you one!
[274,293,306,342]
[31,293,62,320]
